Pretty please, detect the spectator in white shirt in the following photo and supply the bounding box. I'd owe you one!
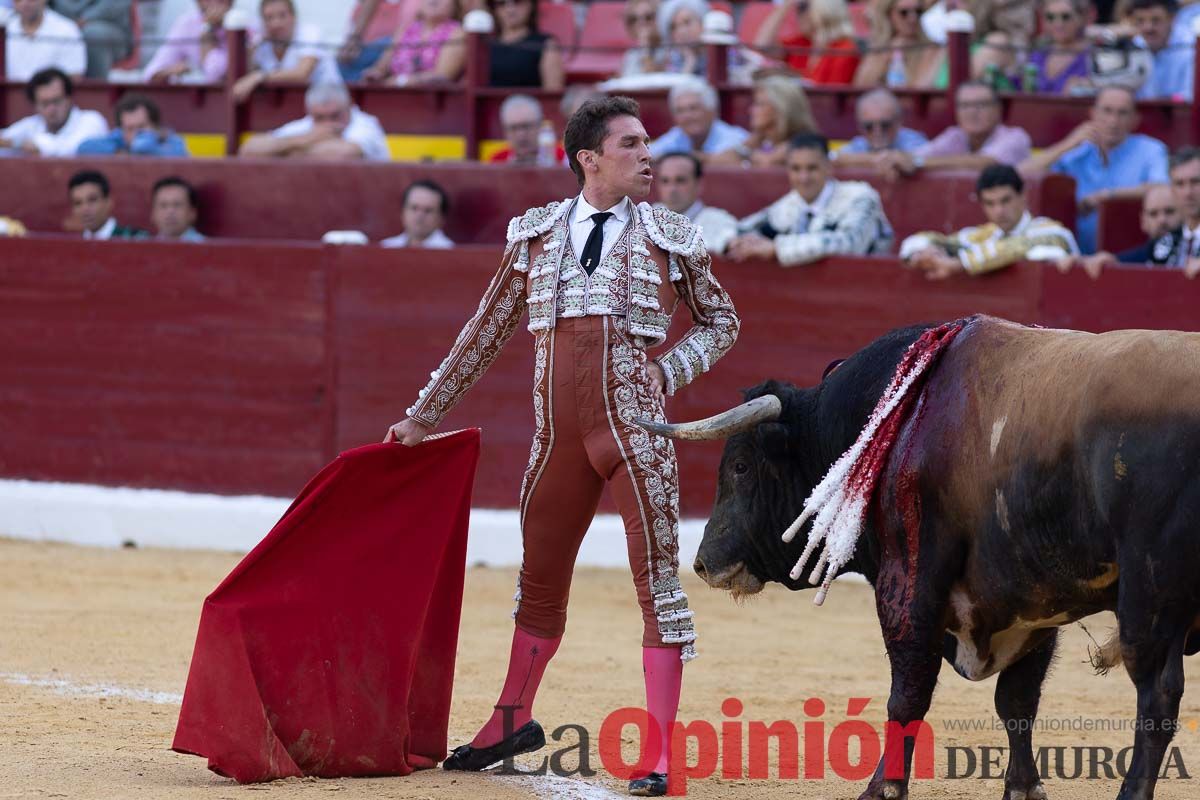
[382,180,455,248]
[653,151,738,256]
[4,0,86,80]
[232,0,342,103]
[0,67,107,156]
[239,82,390,161]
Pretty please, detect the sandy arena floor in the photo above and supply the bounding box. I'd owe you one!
[1,536,1198,799]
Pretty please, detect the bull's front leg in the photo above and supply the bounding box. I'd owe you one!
[994,630,1056,800]
[859,584,947,800]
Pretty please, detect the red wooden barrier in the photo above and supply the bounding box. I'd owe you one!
[3,238,1196,513]
[1095,196,1147,255]
[0,158,1076,245]
[0,238,333,496]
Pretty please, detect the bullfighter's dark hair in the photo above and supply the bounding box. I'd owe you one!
[1127,0,1178,13]
[564,96,641,186]
[787,132,830,157]
[976,164,1024,195]
[403,179,450,216]
[656,151,703,180]
[153,176,199,210]
[26,67,72,104]
[68,169,110,198]
[1169,146,1200,172]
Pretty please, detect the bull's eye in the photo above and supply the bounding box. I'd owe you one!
[733,461,749,476]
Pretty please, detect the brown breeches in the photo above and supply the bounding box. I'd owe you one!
[512,316,696,658]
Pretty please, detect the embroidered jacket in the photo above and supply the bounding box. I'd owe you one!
[899,211,1079,275]
[739,180,894,267]
[1133,226,1200,268]
[405,198,739,428]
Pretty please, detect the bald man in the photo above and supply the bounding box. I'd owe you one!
[1057,183,1181,278]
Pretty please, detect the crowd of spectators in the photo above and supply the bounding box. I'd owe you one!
[0,0,1194,275]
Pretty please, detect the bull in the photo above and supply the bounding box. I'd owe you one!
[641,315,1200,800]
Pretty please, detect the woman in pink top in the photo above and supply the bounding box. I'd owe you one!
[362,0,466,84]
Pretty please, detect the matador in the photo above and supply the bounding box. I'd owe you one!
[387,97,739,796]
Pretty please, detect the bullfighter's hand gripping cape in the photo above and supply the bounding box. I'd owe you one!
[172,430,480,783]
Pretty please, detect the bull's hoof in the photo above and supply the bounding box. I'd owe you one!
[857,780,907,800]
[1004,783,1048,800]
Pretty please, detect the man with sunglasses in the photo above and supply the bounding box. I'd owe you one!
[832,88,928,168]
[386,96,739,797]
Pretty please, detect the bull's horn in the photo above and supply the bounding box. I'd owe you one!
[635,395,783,441]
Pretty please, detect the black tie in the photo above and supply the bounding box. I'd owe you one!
[580,211,613,275]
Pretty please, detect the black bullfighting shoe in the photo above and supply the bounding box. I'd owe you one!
[628,771,668,796]
[441,720,546,771]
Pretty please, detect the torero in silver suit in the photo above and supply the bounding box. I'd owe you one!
[387,97,738,796]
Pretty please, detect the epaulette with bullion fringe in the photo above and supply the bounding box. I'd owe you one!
[506,199,573,245]
[637,203,704,260]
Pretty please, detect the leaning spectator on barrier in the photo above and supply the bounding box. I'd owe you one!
[831,88,929,168]
[0,67,107,156]
[232,0,343,103]
[240,83,390,161]
[488,94,565,164]
[874,81,1031,180]
[150,176,206,243]
[728,133,894,266]
[67,169,148,240]
[853,0,941,87]
[1063,149,1200,277]
[77,93,188,157]
[1019,85,1167,253]
[143,0,247,84]
[381,180,455,248]
[49,0,132,78]
[900,164,1078,279]
[360,0,465,85]
[1057,182,1179,277]
[2,0,86,80]
[648,77,748,161]
[709,75,818,168]
[654,151,739,255]
[1126,0,1195,100]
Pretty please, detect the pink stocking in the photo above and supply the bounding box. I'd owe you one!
[643,646,684,774]
[471,627,562,748]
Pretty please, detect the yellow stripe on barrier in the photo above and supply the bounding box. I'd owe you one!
[182,134,229,158]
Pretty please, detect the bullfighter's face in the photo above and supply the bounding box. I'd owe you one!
[978,184,1026,235]
[583,114,654,200]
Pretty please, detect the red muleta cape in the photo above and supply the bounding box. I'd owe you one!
[172,430,480,783]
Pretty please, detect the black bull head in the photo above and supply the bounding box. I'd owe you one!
[638,382,833,597]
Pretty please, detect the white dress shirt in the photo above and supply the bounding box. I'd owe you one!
[381,229,455,249]
[789,181,835,234]
[83,218,117,240]
[272,106,390,162]
[3,7,86,80]
[2,105,108,156]
[252,22,343,87]
[569,194,632,266]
